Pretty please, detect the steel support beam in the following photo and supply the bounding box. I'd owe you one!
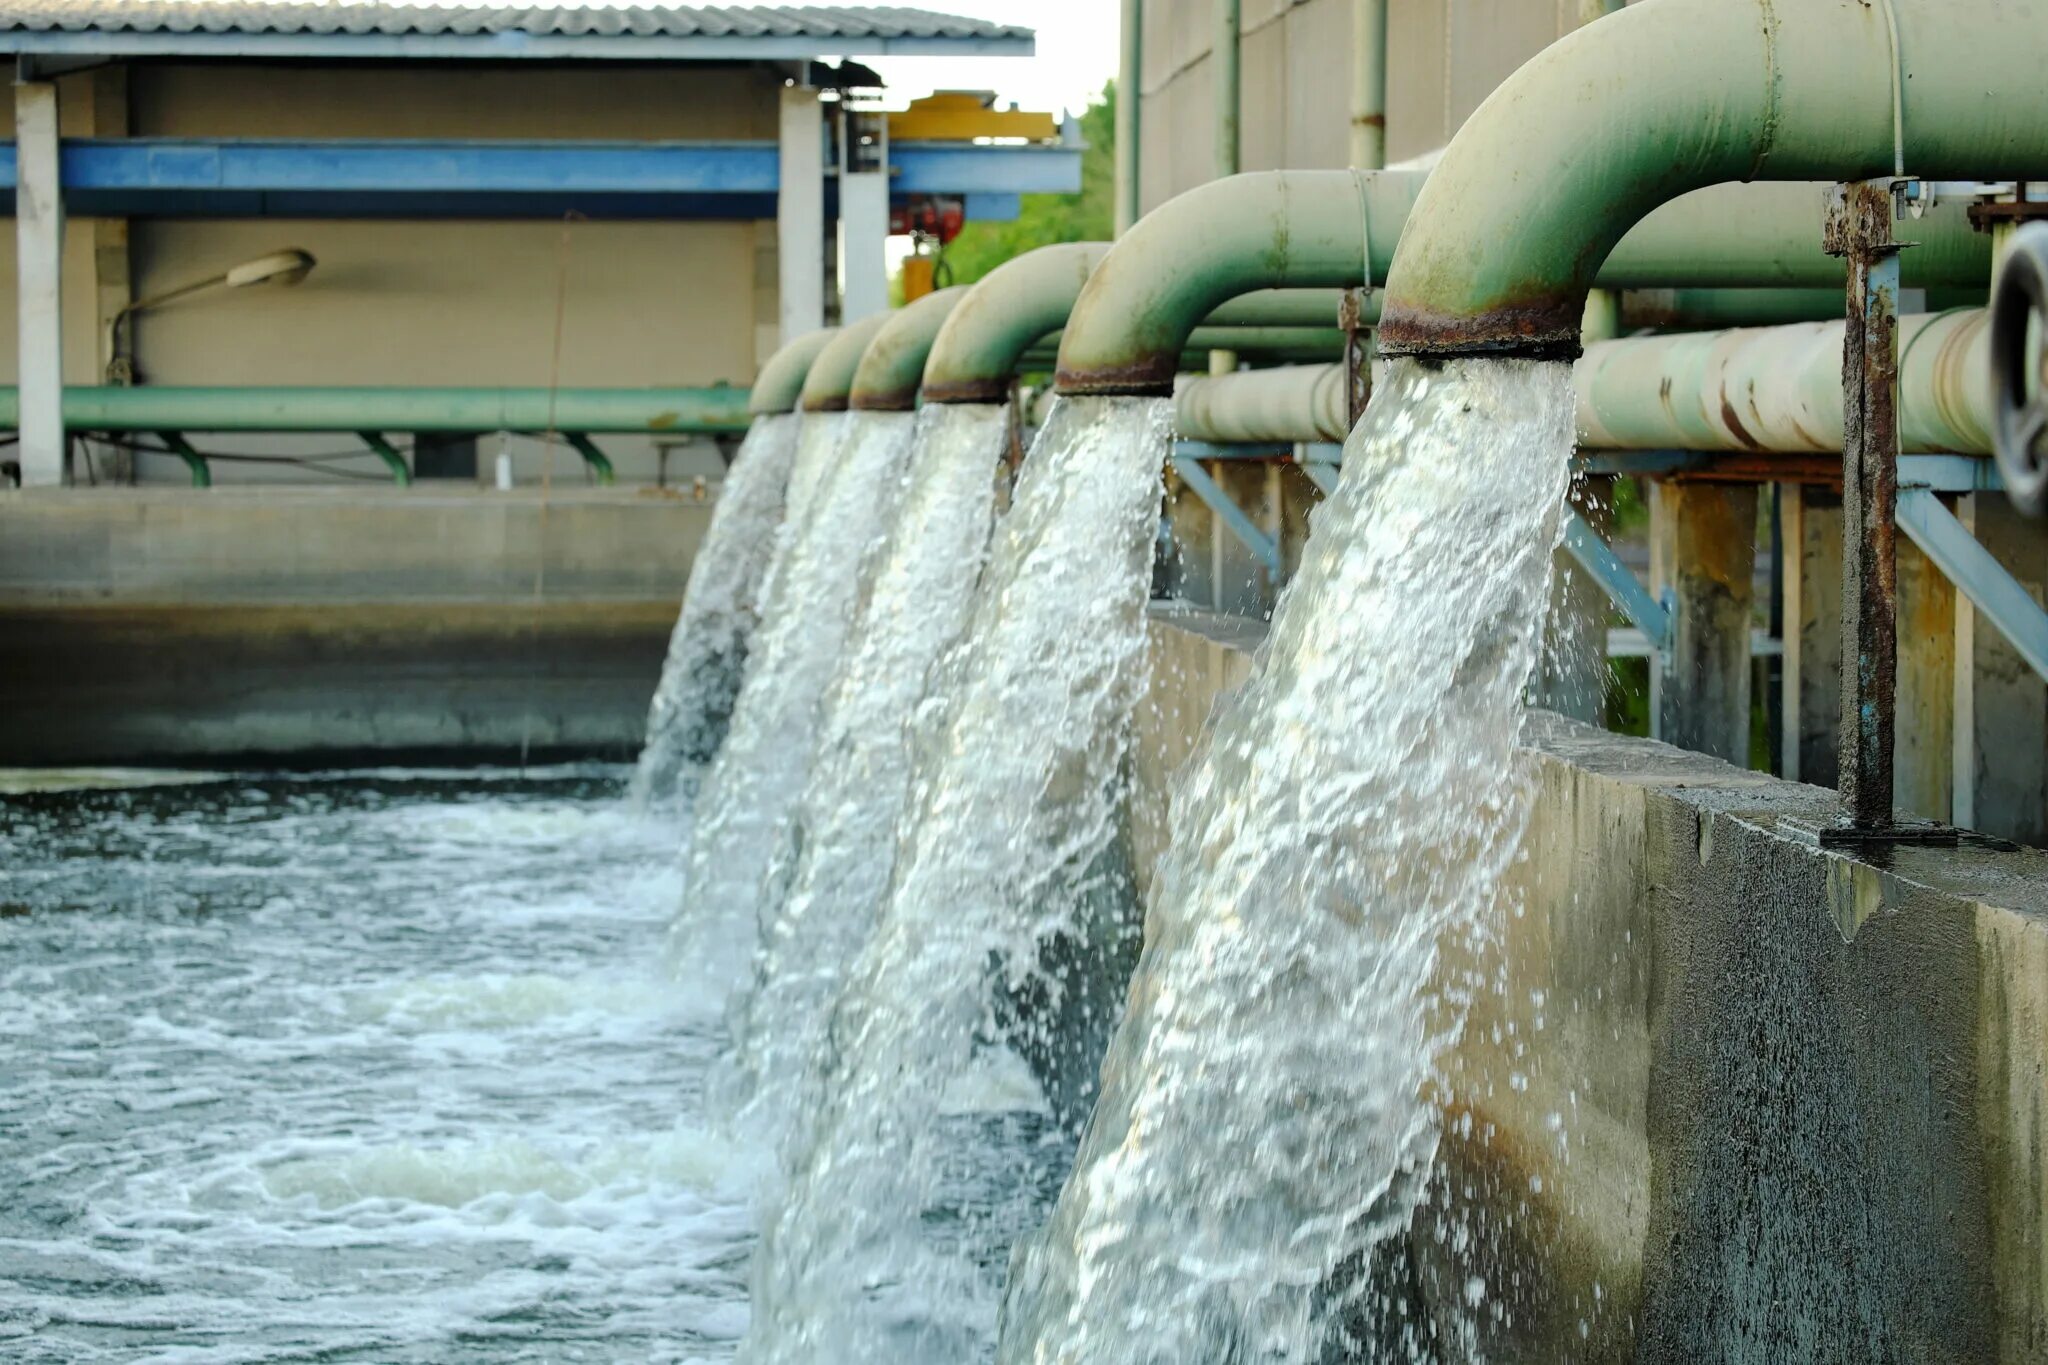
[14,77,63,486]
[1899,487,2048,684]
[1170,454,1282,583]
[1564,509,1671,652]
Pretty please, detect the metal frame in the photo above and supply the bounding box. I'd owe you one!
[0,139,1075,221]
[1170,453,1282,582]
[1897,488,2048,683]
[1563,511,1672,652]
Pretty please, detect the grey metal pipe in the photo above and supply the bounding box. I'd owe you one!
[1174,364,1351,444]
[1116,0,1143,236]
[797,312,891,413]
[848,287,969,412]
[1578,310,1992,456]
[1350,0,1386,170]
[749,327,836,416]
[1174,310,1993,454]
[1379,0,2048,357]
[1215,0,1240,181]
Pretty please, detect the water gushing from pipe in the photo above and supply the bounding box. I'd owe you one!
[737,395,1171,1364]
[998,359,1574,1364]
[718,403,1012,1142]
[669,411,916,989]
[630,414,803,805]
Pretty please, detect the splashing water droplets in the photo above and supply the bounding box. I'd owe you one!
[998,358,1575,1364]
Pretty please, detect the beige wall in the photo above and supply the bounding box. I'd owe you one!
[1137,0,1616,212]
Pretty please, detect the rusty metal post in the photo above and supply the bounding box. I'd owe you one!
[1340,287,1374,430]
[1824,179,1904,830]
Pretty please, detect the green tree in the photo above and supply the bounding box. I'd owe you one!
[910,81,1116,290]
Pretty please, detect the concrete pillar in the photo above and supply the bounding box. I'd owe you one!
[838,166,889,323]
[15,78,65,486]
[1655,481,1758,765]
[1538,474,1614,725]
[1780,484,1843,787]
[777,84,825,344]
[1894,526,1957,823]
[1954,494,2048,845]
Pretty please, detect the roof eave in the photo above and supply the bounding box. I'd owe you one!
[0,30,1036,63]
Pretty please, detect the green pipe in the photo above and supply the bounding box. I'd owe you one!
[1116,0,1143,236]
[1056,170,1426,396]
[1023,327,1348,368]
[562,431,617,485]
[356,431,414,486]
[1578,310,1991,456]
[154,430,211,488]
[1175,364,1352,444]
[924,243,1111,405]
[0,385,753,434]
[798,313,892,413]
[750,327,837,416]
[1378,0,2048,357]
[1215,0,1240,182]
[1205,289,1348,329]
[848,287,970,412]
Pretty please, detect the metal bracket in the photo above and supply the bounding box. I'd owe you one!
[1562,510,1671,653]
[1340,287,1375,429]
[562,432,617,485]
[355,431,414,486]
[153,430,211,489]
[1170,454,1283,583]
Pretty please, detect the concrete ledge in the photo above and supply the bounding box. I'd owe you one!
[1140,608,2048,1362]
[0,486,711,603]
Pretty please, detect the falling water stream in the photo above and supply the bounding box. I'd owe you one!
[717,402,1011,1143]
[632,415,803,805]
[998,358,1576,1364]
[671,411,917,989]
[737,396,1172,1364]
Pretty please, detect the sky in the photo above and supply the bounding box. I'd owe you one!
[864,1,1119,120]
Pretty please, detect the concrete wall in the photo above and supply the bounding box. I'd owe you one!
[1136,0,1611,210]
[1140,609,2048,1360]
[3,62,780,485]
[0,486,710,764]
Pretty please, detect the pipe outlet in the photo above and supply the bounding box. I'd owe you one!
[924,243,1111,405]
[750,327,837,416]
[798,313,891,414]
[1380,0,2048,358]
[848,287,970,412]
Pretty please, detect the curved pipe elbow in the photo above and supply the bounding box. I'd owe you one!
[1380,0,2048,359]
[1055,169,1425,397]
[798,313,892,414]
[750,327,837,416]
[923,243,1111,405]
[848,287,970,412]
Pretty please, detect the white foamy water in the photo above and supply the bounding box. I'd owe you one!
[718,402,1010,1142]
[998,359,1576,1364]
[738,396,1171,1365]
[633,415,803,805]
[670,412,918,991]
[0,768,759,1364]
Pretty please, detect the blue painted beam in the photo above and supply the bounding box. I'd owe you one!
[1563,511,1672,651]
[1171,454,1284,583]
[0,140,1079,217]
[1897,488,2048,683]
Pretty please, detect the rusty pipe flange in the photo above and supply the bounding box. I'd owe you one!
[1994,222,2048,517]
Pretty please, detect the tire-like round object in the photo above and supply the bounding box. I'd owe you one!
[1993,222,2048,517]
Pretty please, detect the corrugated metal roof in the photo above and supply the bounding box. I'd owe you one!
[0,3,1032,56]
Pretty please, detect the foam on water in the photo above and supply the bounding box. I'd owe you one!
[997,358,1576,1364]
[718,402,1011,1143]
[737,395,1171,1365]
[0,770,758,1364]
[670,411,919,991]
[633,414,804,805]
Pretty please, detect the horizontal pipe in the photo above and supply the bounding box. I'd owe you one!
[798,312,892,413]
[1056,169,1424,396]
[1204,289,1349,328]
[848,286,969,412]
[749,327,836,416]
[1174,363,1351,444]
[1,385,754,434]
[1175,310,1992,454]
[924,242,1110,404]
[1023,327,1348,367]
[1578,309,1991,456]
[1379,0,2048,357]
